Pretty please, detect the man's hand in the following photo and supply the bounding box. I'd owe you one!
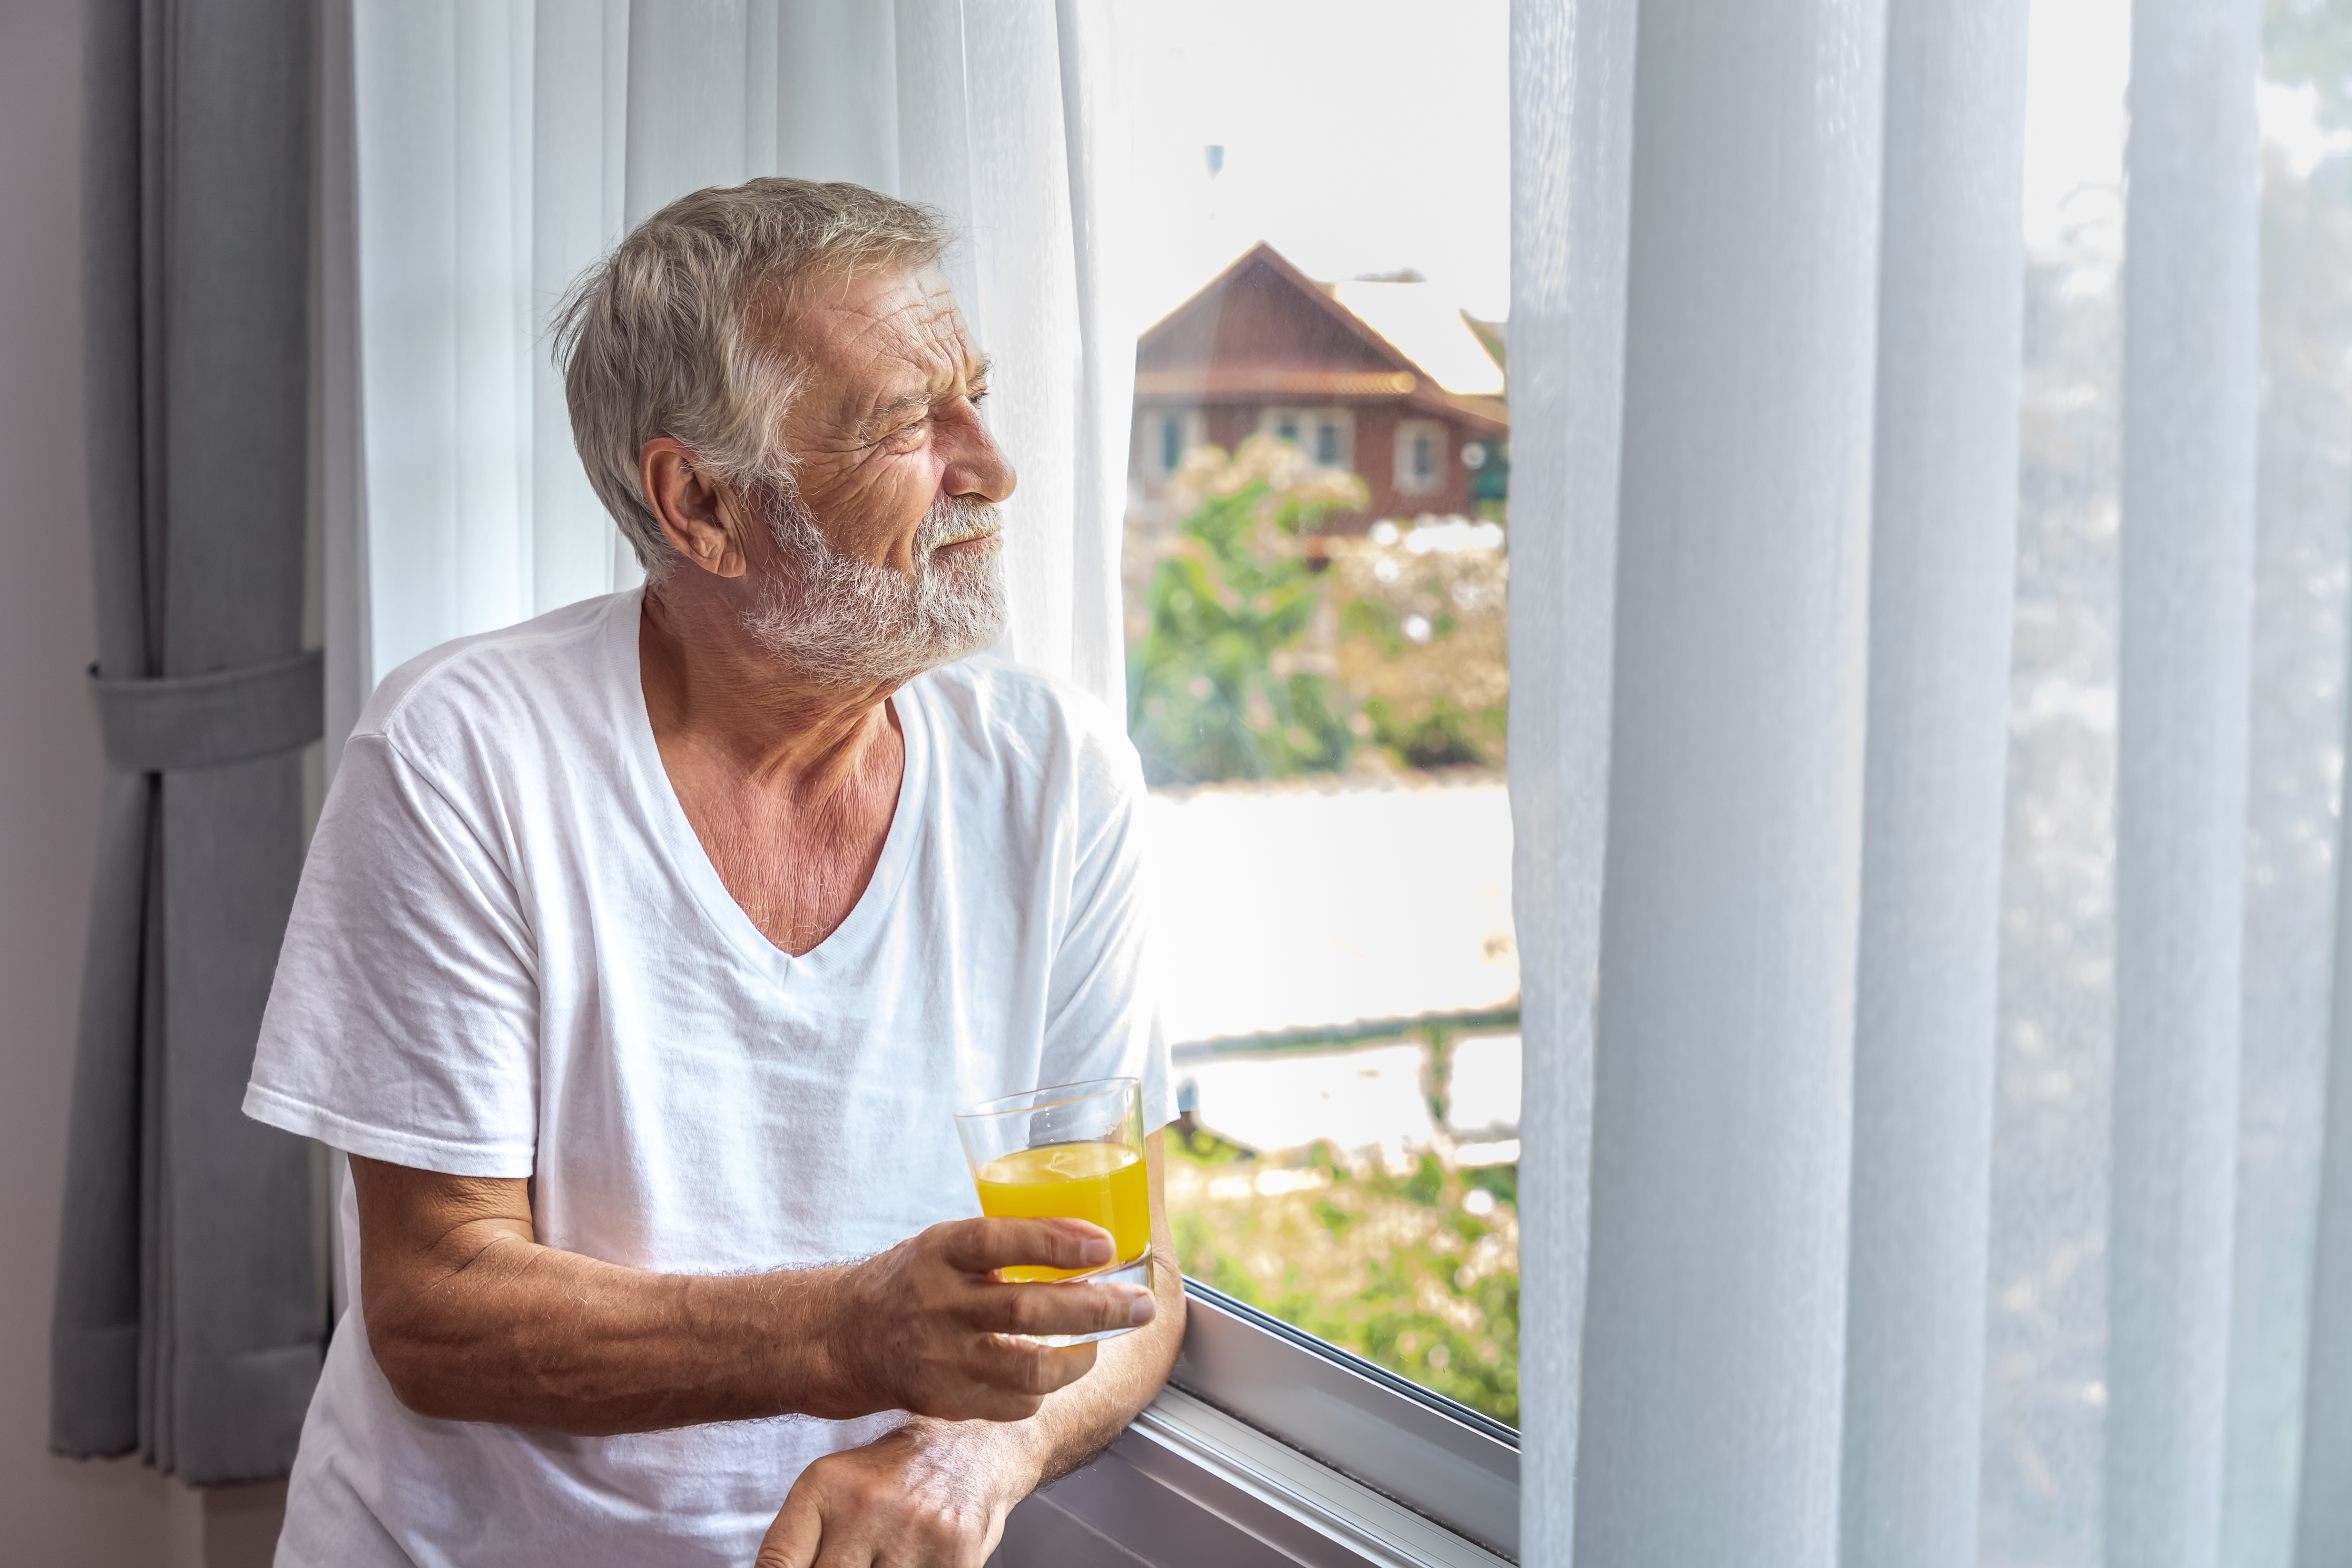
[833,1217,1155,1422]
[753,1418,1037,1568]
[757,1139,1187,1566]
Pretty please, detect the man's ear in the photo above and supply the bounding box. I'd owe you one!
[640,438,751,580]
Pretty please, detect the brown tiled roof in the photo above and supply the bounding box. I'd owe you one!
[1134,368,1419,397]
[1135,242,1508,435]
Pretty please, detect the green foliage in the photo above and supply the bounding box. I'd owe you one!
[1167,1138,1521,1426]
[1463,1163,1516,1209]
[1361,694,1507,772]
[1400,1151,1445,1208]
[1127,474,1356,785]
[1127,437,1510,782]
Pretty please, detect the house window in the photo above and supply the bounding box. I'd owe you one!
[1258,407,1353,471]
[1143,410,1203,477]
[1394,419,1448,497]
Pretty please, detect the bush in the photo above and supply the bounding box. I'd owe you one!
[1166,1136,1520,1426]
[1127,439,1510,783]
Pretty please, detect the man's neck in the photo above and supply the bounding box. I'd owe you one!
[637,581,902,808]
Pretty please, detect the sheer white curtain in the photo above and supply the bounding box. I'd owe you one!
[322,0,1135,767]
[1512,0,2350,1565]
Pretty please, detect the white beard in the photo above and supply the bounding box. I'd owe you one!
[737,487,1008,686]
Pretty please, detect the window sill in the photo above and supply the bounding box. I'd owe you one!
[995,1284,1518,1566]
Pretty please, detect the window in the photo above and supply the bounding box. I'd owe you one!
[1256,407,1353,472]
[1076,0,2352,1562]
[1395,418,1446,496]
[1136,408,1203,483]
[1119,0,1515,1455]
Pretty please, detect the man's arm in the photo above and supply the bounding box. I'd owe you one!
[348,1154,1157,1434]
[753,1132,1188,1568]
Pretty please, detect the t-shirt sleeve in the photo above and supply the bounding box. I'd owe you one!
[1039,730,1176,1136]
[243,732,540,1178]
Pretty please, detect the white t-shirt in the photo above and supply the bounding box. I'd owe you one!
[243,590,1171,1568]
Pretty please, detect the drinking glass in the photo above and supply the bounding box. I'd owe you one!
[953,1076,1151,1345]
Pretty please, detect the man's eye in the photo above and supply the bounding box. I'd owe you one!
[967,387,990,407]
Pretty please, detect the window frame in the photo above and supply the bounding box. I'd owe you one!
[997,1281,1521,1566]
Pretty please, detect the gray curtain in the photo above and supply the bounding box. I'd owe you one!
[49,0,325,1485]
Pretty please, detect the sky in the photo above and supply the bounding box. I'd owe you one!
[1118,0,1512,326]
[1118,0,2341,327]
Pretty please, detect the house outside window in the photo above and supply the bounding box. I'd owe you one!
[1127,244,1507,526]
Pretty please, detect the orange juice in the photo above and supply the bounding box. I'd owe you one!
[972,1141,1149,1281]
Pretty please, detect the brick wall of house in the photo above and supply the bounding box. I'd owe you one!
[1140,400,1487,530]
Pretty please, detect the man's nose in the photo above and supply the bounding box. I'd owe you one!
[946,419,1016,505]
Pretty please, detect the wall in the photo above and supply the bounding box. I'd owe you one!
[0,4,280,1562]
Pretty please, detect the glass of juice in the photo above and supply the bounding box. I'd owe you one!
[953,1076,1151,1345]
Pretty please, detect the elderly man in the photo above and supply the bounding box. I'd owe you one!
[243,178,1181,1566]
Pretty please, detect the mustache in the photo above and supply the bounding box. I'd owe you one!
[915,495,1001,557]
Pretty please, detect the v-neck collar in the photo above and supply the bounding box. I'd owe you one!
[608,590,929,984]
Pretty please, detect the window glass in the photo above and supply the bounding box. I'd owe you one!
[1122,2,1515,1426]
[1971,9,2352,1563]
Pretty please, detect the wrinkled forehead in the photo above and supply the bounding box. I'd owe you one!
[783,261,982,408]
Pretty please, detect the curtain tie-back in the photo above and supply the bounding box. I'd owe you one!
[90,649,325,773]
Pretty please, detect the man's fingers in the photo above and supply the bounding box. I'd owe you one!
[976,1334,1100,1399]
[981,1279,1154,1340]
[907,1336,1098,1421]
[936,1216,1115,1275]
[753,1486,826,1568]
[810,1535,878,1568]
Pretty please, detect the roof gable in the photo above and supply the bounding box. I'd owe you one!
[1328,281,1506,397]
[1137,243,1410,377]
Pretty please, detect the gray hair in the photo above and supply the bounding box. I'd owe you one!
[552,177,954,578]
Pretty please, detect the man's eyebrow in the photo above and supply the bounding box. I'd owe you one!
[857,356,994,440]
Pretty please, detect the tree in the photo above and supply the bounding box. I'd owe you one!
[1127,437,1365,785]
